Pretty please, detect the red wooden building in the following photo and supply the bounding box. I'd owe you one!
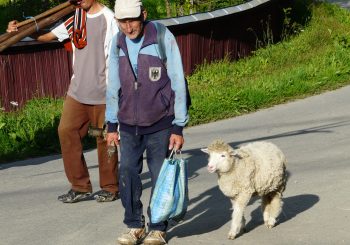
[0,0,285,111]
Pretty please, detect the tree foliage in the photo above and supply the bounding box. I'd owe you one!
[0,0,115,31]
[160,0,247,17]
[0,0,64,31]
[0,0,249,30]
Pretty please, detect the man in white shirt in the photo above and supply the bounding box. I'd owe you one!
[7,0,119,203]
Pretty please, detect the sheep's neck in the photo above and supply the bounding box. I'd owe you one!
[217,168,240,198]
[217,163,235,177]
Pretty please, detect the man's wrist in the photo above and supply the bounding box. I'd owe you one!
[107,122,118,133]
[171,125,183,136]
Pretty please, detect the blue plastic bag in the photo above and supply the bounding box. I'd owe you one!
[150,150,188,223]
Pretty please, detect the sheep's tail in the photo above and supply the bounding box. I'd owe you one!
[280,160,288,194]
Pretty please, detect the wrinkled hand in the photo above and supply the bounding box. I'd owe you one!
[7,20,18,33]
[106,132,119,147]
[168,134,184,151]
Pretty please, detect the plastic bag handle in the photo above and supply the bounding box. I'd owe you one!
[168,149,182,160]
[168,149,175,159]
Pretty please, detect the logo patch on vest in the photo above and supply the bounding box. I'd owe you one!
[149,67,161,82]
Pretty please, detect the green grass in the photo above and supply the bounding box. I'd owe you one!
[0,97,96,162]
[1,2,350,162]
[0,0,9,6]
[0,98,63,161]
[187,2,350,125]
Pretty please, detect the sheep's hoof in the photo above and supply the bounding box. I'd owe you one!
[227,232,236,240]
[264,219,276,229]
[228,226,247,239]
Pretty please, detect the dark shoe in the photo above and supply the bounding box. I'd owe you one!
[143,230,167,245]
[58,189,91,203]
[94,189,119,202]
[117,227,146,245]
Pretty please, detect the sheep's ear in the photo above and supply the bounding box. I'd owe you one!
[230,150,241,159]
[201,148,209,154]
[230,150,248,159]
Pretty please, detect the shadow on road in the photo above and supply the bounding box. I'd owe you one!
[0,154,62,170]
[0,148,97,170]
[168,190,319,241]
[245,194,320,233]
[279,194,320,224]
[167,185,231,240]
[225,120,350,148]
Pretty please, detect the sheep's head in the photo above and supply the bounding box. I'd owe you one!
[201,140,236,174]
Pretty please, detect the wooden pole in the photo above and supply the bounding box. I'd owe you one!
[0,31,16,44]
[0,1,75,46]
[16,1,73,28]
[0,4,75,52]
[0,20,36,44]
[0,20,35,44]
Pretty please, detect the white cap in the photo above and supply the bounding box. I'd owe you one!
[115,0,143,19]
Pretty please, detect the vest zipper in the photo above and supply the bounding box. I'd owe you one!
[134,80,139,135]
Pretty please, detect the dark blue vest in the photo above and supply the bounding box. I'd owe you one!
[117,21,175,127]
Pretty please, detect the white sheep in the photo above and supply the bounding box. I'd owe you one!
[201,140,287,240]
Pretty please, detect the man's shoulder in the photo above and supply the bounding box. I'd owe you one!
[101,6,115,19]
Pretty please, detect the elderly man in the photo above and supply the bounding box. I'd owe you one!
[105,0,189,244]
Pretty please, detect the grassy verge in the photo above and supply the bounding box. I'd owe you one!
[0,98,95,162]
[1,2,350,162]
[188,2,350,125]
[0,98,63,162]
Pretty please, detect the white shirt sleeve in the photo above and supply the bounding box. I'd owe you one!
[104,7,119,85]
[51,22,69,42]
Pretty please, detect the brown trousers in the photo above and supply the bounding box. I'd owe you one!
[58,96,118,193]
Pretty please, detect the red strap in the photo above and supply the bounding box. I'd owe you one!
[64,7,87,49]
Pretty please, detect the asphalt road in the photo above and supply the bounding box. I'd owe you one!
[329,0,350,8]
[1,84,350,245]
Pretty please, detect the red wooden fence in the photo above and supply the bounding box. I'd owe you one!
[0,0,285,111]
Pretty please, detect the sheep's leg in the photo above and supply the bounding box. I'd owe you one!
[262,194,272,227]
[228,192,251,240]
[262,192,283,228]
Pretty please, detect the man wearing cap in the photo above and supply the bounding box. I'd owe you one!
[105,0,189,244]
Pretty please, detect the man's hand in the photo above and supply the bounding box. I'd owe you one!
[168,134,184,151]
[106,132,120,147]
[7,20,18,33]
[6,19,56,42]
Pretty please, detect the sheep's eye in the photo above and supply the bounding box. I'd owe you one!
[221,154,226,157]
